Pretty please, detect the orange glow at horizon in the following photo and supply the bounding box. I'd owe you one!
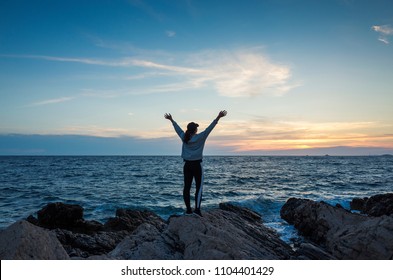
[210,120,393,152]
[223,135,393,152]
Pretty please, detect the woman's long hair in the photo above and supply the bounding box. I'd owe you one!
[184,130,193,144]
[184,122,198,144]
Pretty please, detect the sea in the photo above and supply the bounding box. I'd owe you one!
[1,155,392,244]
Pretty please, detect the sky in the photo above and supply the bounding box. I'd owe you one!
[1,0,393,155]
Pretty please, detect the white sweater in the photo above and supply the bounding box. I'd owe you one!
[172,119,218,161]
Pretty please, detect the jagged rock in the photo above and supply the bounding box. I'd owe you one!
[350,197,367,212]
[33,202,105,234]
[73,219,105,234]
[281,198,367,244]
[104,208,166,232]
[54,228,129,258]
[281,197,393,259]
[0,220,69,260]
[109,205,294,260]
[37,202,84,229]
[350,193,393,217]
[219,202,262,222]
[363,193,393,217]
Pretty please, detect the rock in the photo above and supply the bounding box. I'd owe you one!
[350,193,393,217]
[52,207,165,258]
[23,203,167,258]
[16,202,295,259]
[73,219,105,234]
[295,242,336,260]
[326,215,393,259]
[104,208,166,232]
[0,220,69,260]
[109,204,294,260]
[363,193,393,217]
[37,202,84,229]
[26,214,39,225]
[219,202,262,222]
[350,197,367,212]
[109,223,181,260]
[33,202,105,234]
[350,197,367,211]
[281,197,393,259]
[54,228,129,258]
[281,198,366,244]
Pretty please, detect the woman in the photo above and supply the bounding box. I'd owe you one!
[164,110,227,217]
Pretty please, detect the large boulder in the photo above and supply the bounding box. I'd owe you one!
[0,220,69,260]
[281,198,393,259]
[109,203,294,260]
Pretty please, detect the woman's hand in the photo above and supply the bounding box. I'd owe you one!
[217,110,227,119]
[164,113,173,121]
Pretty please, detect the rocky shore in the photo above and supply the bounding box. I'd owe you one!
[280,193,393,260]
[0,202,293,260]
[1,193,392,260]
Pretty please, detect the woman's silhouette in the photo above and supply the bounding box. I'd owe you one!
[165,110,227,217]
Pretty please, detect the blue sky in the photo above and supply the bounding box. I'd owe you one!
[1,0,393,155]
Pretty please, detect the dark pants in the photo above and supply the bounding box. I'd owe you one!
[183,160,203,210]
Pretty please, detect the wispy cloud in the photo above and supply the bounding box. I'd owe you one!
[59,125,132,137]
[5,48,299,98]
[26,96,75,107]
[130,49,299,97]
[128,0,166,22]
[201,50,297,97]
[378,37,389,44]
[372,24,393,44]
[2,54,135,67]
[372,25,393,35]
[165,30,176,37]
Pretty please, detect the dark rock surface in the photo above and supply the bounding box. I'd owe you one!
[349,197,367,212]
[27,202,105,234]
[281,197,393,259]
[350,193,393,217]
[37,202,84,229]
